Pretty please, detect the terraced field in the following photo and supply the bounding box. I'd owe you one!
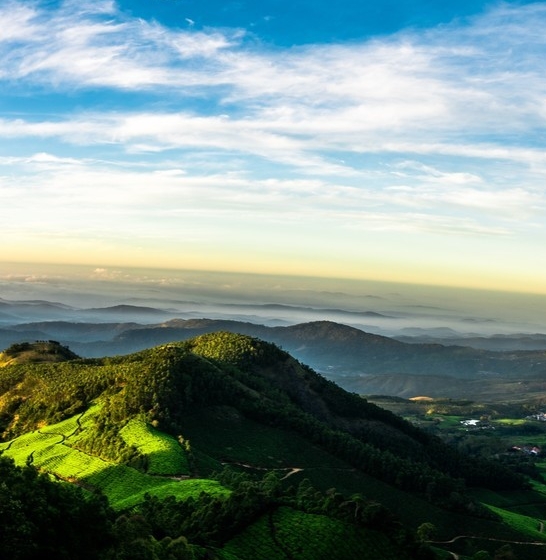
[219,506,412,560]
[120,418,191,476]
[0,407,229,510]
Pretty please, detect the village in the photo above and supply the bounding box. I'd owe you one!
[458,417,543,457]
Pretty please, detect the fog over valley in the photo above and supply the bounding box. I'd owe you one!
[2,263,546,342]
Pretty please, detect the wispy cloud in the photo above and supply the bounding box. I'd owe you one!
[0,1,241,88]
[2,1,546,288]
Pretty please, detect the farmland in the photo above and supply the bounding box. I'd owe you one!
[0,406,229,510]
[219,506,411,560]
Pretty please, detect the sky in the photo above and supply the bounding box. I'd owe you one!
[1,0,546,295]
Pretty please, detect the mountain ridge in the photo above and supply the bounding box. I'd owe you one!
[1,334,545,560]
[3,317,546,400]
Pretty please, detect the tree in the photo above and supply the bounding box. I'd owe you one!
[0,456,114,560]
[416,522,437,542]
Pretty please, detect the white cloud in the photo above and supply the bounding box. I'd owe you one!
[0,1,242,88]
[1,1,545,150]
[0,150,542,245]
[0,2,39,43]
[1,1,546,287]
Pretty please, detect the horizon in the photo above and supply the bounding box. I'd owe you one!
[2,1,546,295]
[2,261,546,337]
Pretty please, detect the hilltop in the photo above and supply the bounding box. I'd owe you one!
[3,316,546,401]
[0,340,79,367]
[1,332,545,559]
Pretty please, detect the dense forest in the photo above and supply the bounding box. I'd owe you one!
[0,335,543,559]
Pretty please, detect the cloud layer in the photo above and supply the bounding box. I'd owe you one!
[1,1,546,291]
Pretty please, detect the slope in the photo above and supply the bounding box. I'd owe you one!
[5,318,546,401]
[0,334,545,559]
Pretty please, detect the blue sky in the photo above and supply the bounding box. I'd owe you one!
[1,0,546,294]
[115,0,497,44]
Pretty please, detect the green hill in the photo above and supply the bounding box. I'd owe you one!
[0,340,79,367]
[1,332,545,560]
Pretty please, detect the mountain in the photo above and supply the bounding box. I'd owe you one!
[0,298,74,323]
[3,318,546,400]
[395,331,546,351]
[1,335,545,559]
[81,304,178,320]
[84,318,546,378]
[0,298,178,325]
[9,320,141,341]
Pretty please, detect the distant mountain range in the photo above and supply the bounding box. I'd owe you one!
[1,299,546,400]
[0,298,177,323]
[394,331,546,351]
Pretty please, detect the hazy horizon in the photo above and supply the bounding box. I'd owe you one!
[2,261,546,338]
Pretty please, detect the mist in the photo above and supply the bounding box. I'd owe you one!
[1,262,546,339]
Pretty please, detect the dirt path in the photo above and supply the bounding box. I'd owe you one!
[280,467,303,480]
[430,532,546,560]
[220,460,304,479]
[430,534,546,547]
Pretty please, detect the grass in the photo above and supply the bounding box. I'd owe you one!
[3,396,546,556]
[93,464,229,510]
[120,418,190,476]
[180,406,335,469]
[536,463,546,478]
[472,480,546,542]
[483,505,546,542]
[179,406,430,510]
[218,506,412,560]
[0,409,230,511]
[496,418,528,426]
[431,415,465,429]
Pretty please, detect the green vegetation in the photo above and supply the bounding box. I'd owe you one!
[1,336,546,559]
[484,505,546,541]
[119,418,190,476]
[0,455,114,560]
[219,506,413,560]
[0,340,79,366]
[0,406,227,511]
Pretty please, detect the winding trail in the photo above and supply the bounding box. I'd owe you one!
[220,460,304,479]
[280,467,303,480]
[429,531,546,560]
[429,534,546,547]
[27,450,35,465]
[2,438,15,451]
[37,410,87,443]
[220,460,358,481]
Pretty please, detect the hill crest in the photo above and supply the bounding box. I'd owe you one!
[0,340,79,366]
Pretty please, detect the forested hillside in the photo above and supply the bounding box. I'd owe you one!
[4,318,546,401]
[1,334,544,560]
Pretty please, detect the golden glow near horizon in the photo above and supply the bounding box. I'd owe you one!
[2,260,546,340]
[1,248,546,298]
[2,210,545,295]
[2,2,546,298]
